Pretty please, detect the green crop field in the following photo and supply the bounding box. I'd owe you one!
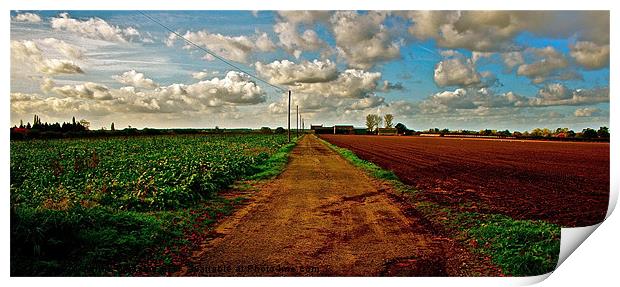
[10,133,293,276]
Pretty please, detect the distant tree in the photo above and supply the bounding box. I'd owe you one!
[111,122,115,131]
[395,123,409,134]
[79,119,90,130]
[597,126,610,138]
[72,116,76,125]
[440,128,450,135]
[365,115,374,132]
[32,115,43,129]
[19,120,24,129]
[498,129,511,137]
[553,128,569,138]
[259,127,272,134]
[26,122,31,129]
[365,114,382,133]
[384,114,394,128]
[274,127,286,134]
[581,128,598,139]
[530,128,543,137]
[512,131,523,137]
[481,129,493,136]
[566,130,576,138]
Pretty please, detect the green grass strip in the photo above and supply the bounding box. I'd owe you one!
[246,136,300,180]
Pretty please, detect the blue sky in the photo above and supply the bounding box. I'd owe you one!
[10,11,609,131]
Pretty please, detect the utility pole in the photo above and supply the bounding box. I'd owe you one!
[296,105,299,138]
[287,90,291,143]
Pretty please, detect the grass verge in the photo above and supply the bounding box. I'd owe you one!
[318,136,560,276]
[246,137,300,180]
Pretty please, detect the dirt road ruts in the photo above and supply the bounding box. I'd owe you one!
[179,135,500,276]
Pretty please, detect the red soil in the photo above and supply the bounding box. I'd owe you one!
[320,135,610,227]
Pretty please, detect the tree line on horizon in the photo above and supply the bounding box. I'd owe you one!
[9,115,281,140]
[9,114,610,141]
[418,126,609,140]
[13,115,90,132]
[365,113,609,140]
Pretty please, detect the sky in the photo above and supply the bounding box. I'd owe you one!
[10,10,610,131]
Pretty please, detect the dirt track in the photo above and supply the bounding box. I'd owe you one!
[180,135,500,276]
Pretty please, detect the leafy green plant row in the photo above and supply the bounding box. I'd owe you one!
[10,134,296,276]
[11,134,289,211]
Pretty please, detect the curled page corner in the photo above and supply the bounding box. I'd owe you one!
[606,179,618,218]
[555,173,619,269]
[555,179,617,269]
[514,272,554,286]
[518,222,607,286]
[557,224,601,267]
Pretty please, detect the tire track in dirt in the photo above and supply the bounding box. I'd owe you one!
[178,135,500,276]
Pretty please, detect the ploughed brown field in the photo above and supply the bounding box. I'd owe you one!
[320,135,610,227]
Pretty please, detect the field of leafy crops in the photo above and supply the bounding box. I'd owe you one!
[10,133,293,275]
[11,134,289,211]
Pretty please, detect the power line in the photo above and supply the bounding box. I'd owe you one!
[137,11,286,93]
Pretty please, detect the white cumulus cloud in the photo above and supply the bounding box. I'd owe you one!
[170,30,276,63]
[349,96,385,110]
[40,38,85,59]
[273,21,327,59]
[11,40,84,75]
[255,59,338,85]
[570,41,610,70]
[113,70,159,89]
[13,12,42,23]
[401,11,609,52]
[574,107,601,117]
[50,13,141,43]
[293,69,382,99]
[330,11,401,69]
[516,46,571,84]
[433,54,482,87]
[50,82,113,100]
[192,71,210,80]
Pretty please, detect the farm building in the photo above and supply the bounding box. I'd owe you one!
[353,128,367,135]
[377,128,398,135]
[310,125,333,134]
[310,124,358,134]
[333,125,354,134]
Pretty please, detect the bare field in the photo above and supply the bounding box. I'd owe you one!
[320,135,610,227]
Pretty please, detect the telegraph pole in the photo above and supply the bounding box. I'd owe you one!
[287,90,291,142]
[296,105,299,138]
